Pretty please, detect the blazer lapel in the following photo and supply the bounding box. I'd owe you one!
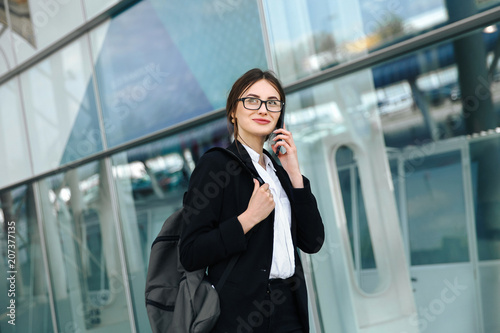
[227,141,294,199]
[227,141,261,181]
[263,149,294,199]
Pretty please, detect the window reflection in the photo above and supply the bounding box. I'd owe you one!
[0,78,32,188]
[470,136,500,261]
[335,146,379,294]
[374,25,500,147]
[83,0,120,20]
[90,0,266,147]
[0,186,54,333]
[38,161,131,332]
[11,0,85,64]
[0,6,15,76]
[111,117,230,333]
[405,151,469,265]
[263,0,450,83]
[20,35,102,175]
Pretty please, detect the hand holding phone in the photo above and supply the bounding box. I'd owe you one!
[271,117,287,155]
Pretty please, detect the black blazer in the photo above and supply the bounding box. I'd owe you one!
[180,141,324,333]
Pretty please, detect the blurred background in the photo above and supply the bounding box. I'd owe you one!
[0,0,499,332]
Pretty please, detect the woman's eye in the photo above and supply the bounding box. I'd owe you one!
[247,98,259,104]
[268,100,279,106]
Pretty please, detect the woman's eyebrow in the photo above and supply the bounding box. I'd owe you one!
[245,93,280,99]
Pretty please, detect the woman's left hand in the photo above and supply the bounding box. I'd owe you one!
[272,124,304,188]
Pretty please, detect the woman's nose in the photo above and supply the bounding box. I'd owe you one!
[257,103,268,114]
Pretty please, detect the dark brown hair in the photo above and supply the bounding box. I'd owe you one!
[226,68,286,141]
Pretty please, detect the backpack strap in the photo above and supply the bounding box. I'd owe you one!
[206,147,265,186]
[206,146,263,290]
[215,255,238,290]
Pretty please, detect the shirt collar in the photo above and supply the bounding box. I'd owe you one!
[242,144,276,172]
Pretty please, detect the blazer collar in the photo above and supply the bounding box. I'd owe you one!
[227,141,294,198]
[227,141,260,180]
[263,149,294,198]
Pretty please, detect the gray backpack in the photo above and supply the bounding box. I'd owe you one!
[145,147,263,333]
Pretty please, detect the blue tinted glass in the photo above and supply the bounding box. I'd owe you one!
[20,36,103,175]
[263,0,452,83]
[111,117,230,333]
[0,78,32,188]
[0,186,54,332]
[92,0,267,147]
[406,151,469,265]
[38,161,132,332]
[470,136,500,261]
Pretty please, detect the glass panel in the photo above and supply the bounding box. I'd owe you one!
[111,118,230,333]
[470,135,500,260]
[90,0,267,147]
[20,35,102,175]
[0,185,54,332]
[405,150,469,265]
[338,168,355,259]
[479,263,500,332]
[336,146,379,293]
[83,0,120,20]
[0,6,15,76]
[0,78,32,188]
[266,15,500,149]
[12,0,85,64]
[336,147,355,264]
[358,175,376,270]
[375,23,500,148]
[37,160,132,332]
[263,0,452,83]
[388,157,401,217]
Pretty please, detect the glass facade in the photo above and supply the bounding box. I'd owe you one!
[374,26,500,148]
[12,0,85,64]
[0,77,32,188]
[0,186,54,333]
[83,0,121,20]
[0,0,500,332]
[0,13,14,77]
[37,161,132,332]
[110,118,230,332]
[263,0,451,83]
[91,0,266,147]
[20,34,102,175]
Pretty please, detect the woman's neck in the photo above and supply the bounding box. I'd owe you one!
[237,134,265,155]
[237,135,267,168]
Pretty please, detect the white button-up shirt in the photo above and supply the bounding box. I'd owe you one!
[242,144,295,279]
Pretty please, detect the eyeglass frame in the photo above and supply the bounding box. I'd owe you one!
[237,97,284,112]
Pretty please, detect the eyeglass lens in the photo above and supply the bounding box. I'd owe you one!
[243,98,282,112]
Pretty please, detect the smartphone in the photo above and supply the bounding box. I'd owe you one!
[272,114,287,156]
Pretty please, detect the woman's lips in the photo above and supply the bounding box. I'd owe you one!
[253,118,271,124]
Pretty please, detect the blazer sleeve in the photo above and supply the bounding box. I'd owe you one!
[179,151,247,271]
[290,175,325,254]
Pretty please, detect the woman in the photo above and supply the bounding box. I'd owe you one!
[180,68,324,333]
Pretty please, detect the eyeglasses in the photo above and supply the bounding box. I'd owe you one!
[238,97,284,112]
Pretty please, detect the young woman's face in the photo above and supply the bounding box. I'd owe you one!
[233,79,282,142]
